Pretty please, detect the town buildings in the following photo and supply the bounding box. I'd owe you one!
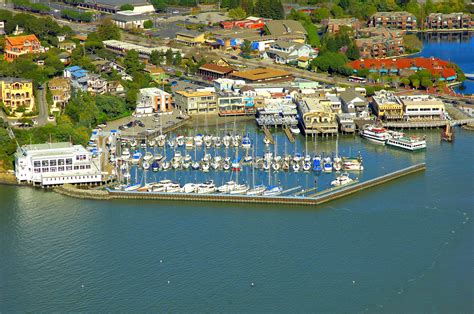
[175,89,217,115]
[111,11,150,29]
[265,20,308,43]
[368,12,417,30]
[425,13,472,30]
[0,78,35,114]
[397,94,446,120]
[355,28,405,58]
[48,77,71,114]
[265,40,317,64]
[220,17,266,29]
[198,63,234,80]
[14,142,102,186]
[103,40,180,59]
[87,74,108,95]
[322,18,361,34]
[175,30,206,46]
[339,89,369,118]
[371,90,404,121]
[58,41,77,53]
[136,88,173,115]
[296,96,338,135]
[231,68,293,84]
[217,92,254,116]
[4,34,41,62]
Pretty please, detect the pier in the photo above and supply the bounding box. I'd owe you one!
[382,118,474,129]
[262,126,275,144]
[54,163,426,206]
[283,125,295,143]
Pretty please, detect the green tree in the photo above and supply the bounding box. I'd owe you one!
[420,77,433,89]
[150,50,164,66]
[120,4,134,11]
[144,20,154,29]
[311,7,331,23]
[173,52,182,66]
[165,49,174,65]
[240,39,252,55]
[331,5,344,18]
[150,0,167,11]
[123,50,144,74]
[410,77,420,89]
[346,43,360,60]
[97,18,121,41]
[228,7,247,20]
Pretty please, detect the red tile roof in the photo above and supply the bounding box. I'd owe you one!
[6,34,40,46]
[349,57,457,79]
[199,63,234,75]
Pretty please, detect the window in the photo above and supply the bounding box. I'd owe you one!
[80,165,85,170]
[74,166,79,170]
[42,160,49,167]
[34,168,40,173]
[58,159,65,166]
[66,158,72,165]
[58,166,64,171]
[50,167,57,172]
[42,168,49,173]
[50,160,57,166]
[34,161,41,167]
[66,166,72,171]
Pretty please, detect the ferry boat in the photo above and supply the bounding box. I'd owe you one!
[360,125,392,145]
[386,135,426,151]
[331,173,354,186]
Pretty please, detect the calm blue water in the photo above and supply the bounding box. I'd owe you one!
[416,33,474,95]
[1,126,473,312]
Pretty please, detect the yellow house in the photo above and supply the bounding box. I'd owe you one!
[175,30,206,46]
[0,78,35,114]
[372,90,404,121]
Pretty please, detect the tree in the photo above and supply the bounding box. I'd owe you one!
[173,52,182,66]
[346,43,360,60]
[331,5,344,18]
[123,50,144,74]
[400,77,410,86]
[254,0,284,19]
[311,7,331,23]
[421,77,433,89]
[240,39,252,55]
[150,50,164,66]
[165,48,174,65]
[150,0,167,11]
[228,7,247,20]
[120,4,134,11]
[144,20,153,29]
[411,77,420,89]
[97,18,121,41]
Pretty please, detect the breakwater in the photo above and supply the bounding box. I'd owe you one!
[54,163,426,206]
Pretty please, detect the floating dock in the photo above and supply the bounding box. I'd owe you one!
[283,125,295,143]
[262,126,275,145]
[54,163,426,206]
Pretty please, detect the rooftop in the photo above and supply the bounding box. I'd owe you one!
[231,68,292,82]
[5,34,40,46]
[265,20,307,37]
[176,90,216,97]
[199,63,234,75]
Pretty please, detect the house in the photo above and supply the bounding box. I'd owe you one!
[111,12,150,29]
[295,96,338,135]
[325,93,342,114]
[107,81,124,94]
[265,40,316,64]
[0,78,35,114]
[175,89,217,115]
[368,12,417,30]
[58,41,76,53]
[371,90,404,121]
[58,52,71,65]
[297,56,311,69]
[64,66,90,91]
[397,94,446,121]
[14,142,102,186]
[336,113,356,133]
[339,89,369,118]
[198,63,234,80]
[72,34,87,45]
[175,30,206,46]
[220,17,266,29]
[87,74,108,95]
[231,67,293,84]
[265,20,307,43]
[425,13,472,30]
[4,34,42,62]
[136,87,173,115]
[48,77,71,114]
[144,65,169,83]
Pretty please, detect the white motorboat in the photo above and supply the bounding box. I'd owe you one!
[196,180,216,194]
[333,156,342,171]
[331,173,354,186]
[191,162,200,170]
[360,125,391,145]
[142,161,150,170]
[185,137,194,149]
[263,186,283,196]
[246,185,266,196]
[323,157,332,172]
[124,184,141,191]
[176,135,185,147]
[342,159,363,171]
[217,181,236,193]
[181,183,197,193]
[290,125,300,134]
[229,184,249,195]
[302,162,311,172]
[201,162,210,172]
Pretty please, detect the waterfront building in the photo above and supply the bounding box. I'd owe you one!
[175,30,206,46]
[265,40,317,64]
[175,89,217,115]
[371,90,404,121]
[256,99,299,127]
[368,12,417,30]
[397,94,446,121]
[349,57,458,82]
[425,13,472,30]
[322,18,361,34]
[355,28,405,58]
[336,113,356,133]
[4,34,41,62]
[231,68,293,84]
[14,142,102,186]
[48,77,71,114]
[78,0,151,14]
[0,78,35,114]
[136,87,173,115]
[198,63,234,80]
[325,93,342,114]
[217,92,254,116]
[339,89,369,118]
[296,96,338,135]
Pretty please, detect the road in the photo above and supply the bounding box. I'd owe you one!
[36,84,53,127]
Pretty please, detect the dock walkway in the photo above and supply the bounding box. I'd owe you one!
[283,125,295,143]
[54,164,426,206]
[382,118,474,129]
[262,126,275,145]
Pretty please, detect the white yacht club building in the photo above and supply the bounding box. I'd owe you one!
[15,142,102,186]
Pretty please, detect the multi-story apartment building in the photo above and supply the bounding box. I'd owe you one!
[355,28,405,58]
[175,89,217,115]
[87,74,108,95]
[371,90,404,121]
[136,87,173,115]
[48,77,71,114]
[0,78,35,113]
[14,142,102,187]
[425,13,472,30]
[4,34,41,62]
[368,12,417,30]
